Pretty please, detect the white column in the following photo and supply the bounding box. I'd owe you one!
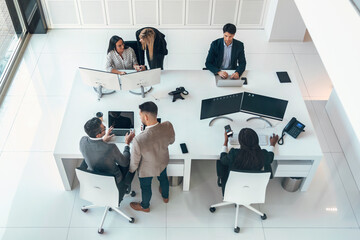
[265,0,306,41]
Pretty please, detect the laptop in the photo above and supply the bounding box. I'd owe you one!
[108,111,134,143]
[215,70,245,87]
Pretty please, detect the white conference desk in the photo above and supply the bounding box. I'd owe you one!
[54,70,323,192]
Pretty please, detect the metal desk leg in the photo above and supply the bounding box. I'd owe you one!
[182,158,192,191]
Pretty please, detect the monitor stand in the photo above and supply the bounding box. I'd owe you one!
[209,116,233,126]
[93,85,115,101]
[246,116,272,127]
[129,86,152,98]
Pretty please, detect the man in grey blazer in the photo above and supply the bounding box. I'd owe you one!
[79,117,135,203]
[129,102,175,212]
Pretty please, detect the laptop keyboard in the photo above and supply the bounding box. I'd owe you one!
[112,129,130,136]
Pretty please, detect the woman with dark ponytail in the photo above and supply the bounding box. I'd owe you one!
[218,128,279,195]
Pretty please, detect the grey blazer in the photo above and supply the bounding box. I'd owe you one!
[130,121,175,178]
[79,136,130,183]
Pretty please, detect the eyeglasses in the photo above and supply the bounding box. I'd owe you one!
[99,126,106,134]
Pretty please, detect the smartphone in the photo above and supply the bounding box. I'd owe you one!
[180,143,188,153]
[143,118,161,130]
[224,125,233,137]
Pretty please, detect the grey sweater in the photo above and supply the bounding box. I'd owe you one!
[79,136,130,183]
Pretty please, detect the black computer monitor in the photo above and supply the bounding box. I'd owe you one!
[200,93,243,120]
[240,92,288,121]
[108,111,134,128]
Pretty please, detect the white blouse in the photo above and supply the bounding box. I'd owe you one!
[105,47,138,72]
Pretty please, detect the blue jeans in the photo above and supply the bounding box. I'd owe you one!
[139,168,169,209]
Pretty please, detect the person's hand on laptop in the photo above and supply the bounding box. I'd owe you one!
[230,72,240,79]
[103,126,115,142]
[125,130,135,145]
[217,71,228,79]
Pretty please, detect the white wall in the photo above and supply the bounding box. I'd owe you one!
[294,0,360,188]
[42,0,268,28]
[294,0,360,139]
[265,0,306,41]
[326,90,360,190]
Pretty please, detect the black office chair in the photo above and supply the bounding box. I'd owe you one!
[124,40,148,70]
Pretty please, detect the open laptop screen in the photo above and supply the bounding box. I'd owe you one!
[108,111,134,129]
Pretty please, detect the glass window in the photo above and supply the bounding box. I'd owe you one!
[0,0,27,90]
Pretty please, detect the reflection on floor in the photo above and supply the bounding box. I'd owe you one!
[0,29,359,240]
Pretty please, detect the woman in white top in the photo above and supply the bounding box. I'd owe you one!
[106,35,145,75]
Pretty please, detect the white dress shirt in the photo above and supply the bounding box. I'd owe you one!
[106,48,138,72]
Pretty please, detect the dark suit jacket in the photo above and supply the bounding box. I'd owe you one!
[79,136,130,184]
[135,27,168,66]
[205,38,246,76]
[217,148,273,194]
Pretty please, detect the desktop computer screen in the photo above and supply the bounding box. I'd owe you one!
[120,68,161,91]
[200,93,243,120]
[79,67,121,90]
[240,92,288,121]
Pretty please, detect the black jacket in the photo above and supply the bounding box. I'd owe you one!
[205,38,246,76]
[135,27,168,66]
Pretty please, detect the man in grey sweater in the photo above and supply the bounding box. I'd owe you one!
[79,117,135,203]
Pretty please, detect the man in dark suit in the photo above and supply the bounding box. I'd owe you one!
[79,117,135,203]
[205,23,246,79]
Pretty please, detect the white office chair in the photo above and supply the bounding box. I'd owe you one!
[75,168,135,234]
[209,171,270,233]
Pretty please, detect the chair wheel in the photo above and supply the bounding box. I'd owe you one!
[234,227,240,233]
[98,228,104,234]
[129,217,135,223]
[261,213,267,220]
[81,208,88,213]
[209,207,216,213]
[130,191,136,197]
[109,208,112,211]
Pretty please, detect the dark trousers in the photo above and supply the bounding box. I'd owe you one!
[139,168,169,209]
[147,53,165,70]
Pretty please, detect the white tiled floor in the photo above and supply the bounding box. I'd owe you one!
[0,29,359,240]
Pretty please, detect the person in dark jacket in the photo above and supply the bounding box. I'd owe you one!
[205,23,246,79]
[136,27,168,70]
[218,128,279,195]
